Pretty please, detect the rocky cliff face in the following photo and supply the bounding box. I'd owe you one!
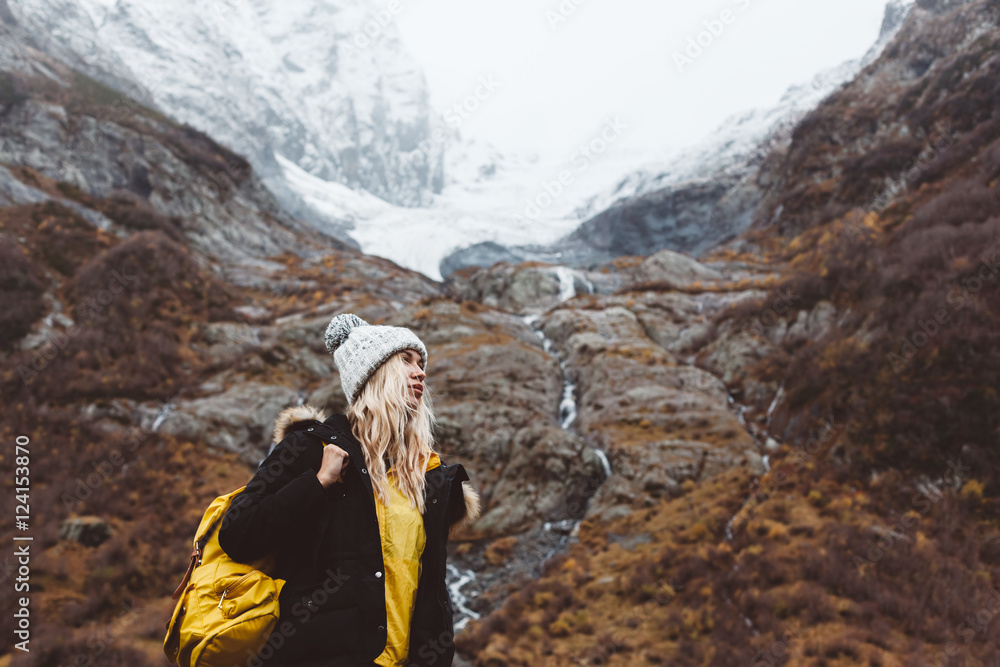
[727,0,1000,473]
[0,21,337,267]
[8,0,445,220]
[747,0,997,238]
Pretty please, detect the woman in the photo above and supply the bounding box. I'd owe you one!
[219,313,480,667]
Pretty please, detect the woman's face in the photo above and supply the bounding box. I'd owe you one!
[399,348,425,408]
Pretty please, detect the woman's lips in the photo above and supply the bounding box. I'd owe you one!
[411,384,423,396]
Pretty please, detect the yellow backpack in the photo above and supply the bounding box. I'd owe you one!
[163,485,285,666]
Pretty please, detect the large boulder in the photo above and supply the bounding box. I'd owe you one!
[60,516,113,547]
[157,382,300,463]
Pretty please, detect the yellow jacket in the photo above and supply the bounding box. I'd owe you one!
[373,452,442,667]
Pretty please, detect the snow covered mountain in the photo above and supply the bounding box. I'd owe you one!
[440,0,916,273]
[8,0,603,280]
[8,0,445,227]
[11,0,914,282]
[574,0,915,221]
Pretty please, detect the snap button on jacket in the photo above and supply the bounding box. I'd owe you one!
[218,408,480,667]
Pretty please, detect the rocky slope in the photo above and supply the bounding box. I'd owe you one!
[728,0,1000,472]
[0,19,338,267]
[8,0,445,220]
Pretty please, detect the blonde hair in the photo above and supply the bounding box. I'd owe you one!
[346,350,437,513]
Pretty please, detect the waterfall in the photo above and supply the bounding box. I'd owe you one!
[559,376,577,429]
[519,276,613,540]
[519,312,595,451]
[554,266,577,302]
[152,402,174,432]
[543,518,578,534]
[765,383,784,425]
[723,390,781,540]
[595,449,612,479]
[446,562,481,631]
[552,265,595,301]
[724,505,748,542]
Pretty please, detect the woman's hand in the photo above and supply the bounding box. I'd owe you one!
[316,443,350,488]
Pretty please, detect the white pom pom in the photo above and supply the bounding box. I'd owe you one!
[325,313,368,354]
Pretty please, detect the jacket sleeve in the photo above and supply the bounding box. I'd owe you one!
[218,432,330,564]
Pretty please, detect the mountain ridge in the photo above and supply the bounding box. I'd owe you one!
[9,0,446,224]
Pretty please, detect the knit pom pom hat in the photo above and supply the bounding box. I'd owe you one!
[324,313,428,405]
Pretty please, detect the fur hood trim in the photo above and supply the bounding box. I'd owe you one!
[458,481,481,527]
[273,405,329,444]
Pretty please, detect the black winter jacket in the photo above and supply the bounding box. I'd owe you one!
[218,406,480,667]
